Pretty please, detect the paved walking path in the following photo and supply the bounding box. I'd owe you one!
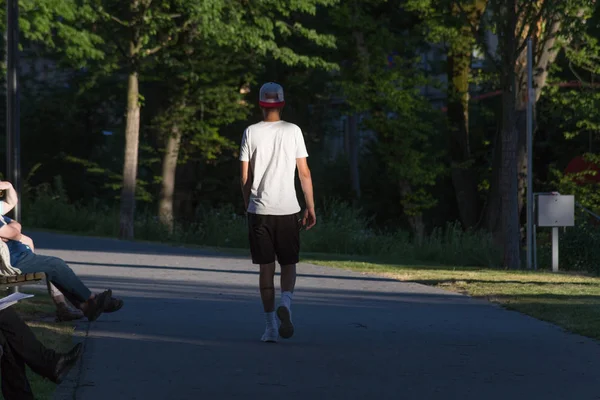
[29,232,600,399]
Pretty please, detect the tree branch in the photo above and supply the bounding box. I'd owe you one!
[515,0,537,42]
[145,36,173,56]
[454,0,500,71]
[107,13,130,27]
[515,0,552,58]
[89,2,130,27]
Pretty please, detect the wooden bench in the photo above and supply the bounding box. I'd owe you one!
[0,272,45,288]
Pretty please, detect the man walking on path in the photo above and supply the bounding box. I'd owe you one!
[239,82,316,343]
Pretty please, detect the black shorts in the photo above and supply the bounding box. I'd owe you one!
[247,213,300,265]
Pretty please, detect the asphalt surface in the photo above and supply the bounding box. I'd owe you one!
[24,231,600,400]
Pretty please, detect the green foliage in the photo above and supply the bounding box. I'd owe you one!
[549,153,600,213]
[23,177,118,235]
[9,0,600,272]
[324,0,446,222]
[405,0,487,47]
[537,217,600,274]
[543,85,600,140]
[8,0,104,66]
[23,185,500,267]
[148,42,253,165]
[356,61,446,216]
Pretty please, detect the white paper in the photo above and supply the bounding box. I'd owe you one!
[0,292,34,311]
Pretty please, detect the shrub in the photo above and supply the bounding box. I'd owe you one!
[22,187,503,268]
[536,214,600,274]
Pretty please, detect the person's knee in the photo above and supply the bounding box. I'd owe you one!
[46,257,71,275]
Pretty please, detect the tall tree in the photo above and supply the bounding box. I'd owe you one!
[407,0,489,229]
[149,43,254,231]
[362,64,445,240]
[86,0,337,239]
[513,1,595,217]
[329,0,445,238]
[476,0,595,270]
[493,0,521,269]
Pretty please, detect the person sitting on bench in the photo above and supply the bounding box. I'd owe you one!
[0,216,114,321]
[0,181,122,321]
[0,306,82,400]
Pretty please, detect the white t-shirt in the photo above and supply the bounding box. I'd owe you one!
[239,120,309,215]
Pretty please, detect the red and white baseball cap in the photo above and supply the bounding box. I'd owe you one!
[259,82,285,108]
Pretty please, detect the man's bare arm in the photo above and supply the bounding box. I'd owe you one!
[240,161,252,211]
[297,158,314,210]
[7,220,21,233]
[0,223,22,241]
[297,157,316,229]
[0,181,18,214]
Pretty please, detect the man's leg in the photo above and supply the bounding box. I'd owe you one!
[248,213,279,342]
[47,281,84,322]
[23,234,83,321]
[260,263,276,312]
[0,308,59,381]
[0,333,34,400]
[0,308,83,393]
[274,214,301,339]
[280,264,296,306]
[259,262,278,341]
[16,253,112,321]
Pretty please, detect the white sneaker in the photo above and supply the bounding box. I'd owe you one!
[277,306,294,339]
[261,327,278,343]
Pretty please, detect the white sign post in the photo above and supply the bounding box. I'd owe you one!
[536,193,575,272]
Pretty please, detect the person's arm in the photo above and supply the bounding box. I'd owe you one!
[19,234,35,251]
[6,220,20,233]
[0,181,18,215]
[239,129,252,211]
[240,161,252,211]
[295,127,316,229]
[297,157,316,229]
[0,222,22,241]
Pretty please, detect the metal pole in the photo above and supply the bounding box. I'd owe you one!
[6,0,20,222]
[552,226,559,272]
[526,38,534,270]
[533,193,538,270]
[533,223,537,270]
[6,0,20,293]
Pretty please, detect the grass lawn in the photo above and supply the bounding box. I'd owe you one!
[0,290,76,400]
[303,256,600,340]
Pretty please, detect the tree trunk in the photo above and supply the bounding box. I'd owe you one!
[447,41,479,229]
[159,124,182,234]
[347,113,361,202]
[500,88,521,270]
[481,127,503,236]
[484,14,562,237]
[119,70,141,240]
[515,19,561,218]
[515,108,527,220]
[399,181,425,244]
[349,28,368,203]
[447,0,488,229]
[499,0,521,269]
